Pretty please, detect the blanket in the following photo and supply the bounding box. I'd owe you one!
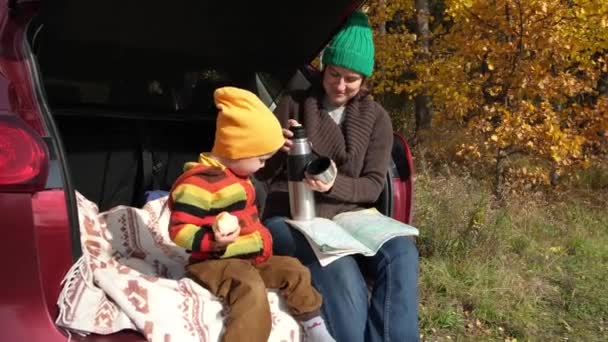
[55,192,301,341]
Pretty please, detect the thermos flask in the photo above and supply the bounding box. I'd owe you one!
[286,125,316,221]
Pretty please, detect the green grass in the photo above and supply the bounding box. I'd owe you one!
[414,162,608,341]
[570,163,608,191]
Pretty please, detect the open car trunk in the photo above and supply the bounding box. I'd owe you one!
[18,1,417,340]
[34,0,364,211]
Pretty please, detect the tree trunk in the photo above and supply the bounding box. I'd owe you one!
[414,0,432,130]
[415,94,432,129]
[599,71,608,96]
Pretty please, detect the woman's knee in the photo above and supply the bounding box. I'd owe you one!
[379,236,419,264]
[264,216,296,256]
[264,215,288,228]
[363,236,419,281]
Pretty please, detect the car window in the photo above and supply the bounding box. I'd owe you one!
[43,68,249,115]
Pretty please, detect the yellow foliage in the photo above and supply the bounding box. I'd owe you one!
[368,0,608,184]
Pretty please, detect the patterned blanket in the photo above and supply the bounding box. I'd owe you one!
[55,192,301,341]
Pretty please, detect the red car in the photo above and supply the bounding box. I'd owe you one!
[0,0,414,340]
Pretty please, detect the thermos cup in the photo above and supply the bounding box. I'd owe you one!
[305,156,336,183]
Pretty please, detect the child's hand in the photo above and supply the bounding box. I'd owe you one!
[214,226,241,246]
[212,212,241,246]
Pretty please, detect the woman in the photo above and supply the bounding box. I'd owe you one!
[256,10,420,342]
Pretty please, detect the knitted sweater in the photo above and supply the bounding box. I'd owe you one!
[257,88,393,219]
[168,154,272,264]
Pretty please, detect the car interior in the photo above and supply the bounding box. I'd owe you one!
[31,0,364,213]
[13,1,415,340]
[38,66,279,211]
[30,0,407,221]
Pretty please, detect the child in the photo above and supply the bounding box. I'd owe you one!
[168,87,334,342]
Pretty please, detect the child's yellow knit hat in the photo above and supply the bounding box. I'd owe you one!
[211,87,284,159]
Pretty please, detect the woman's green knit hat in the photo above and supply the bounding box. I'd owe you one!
[321,10,375,77]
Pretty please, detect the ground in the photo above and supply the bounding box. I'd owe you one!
[413,155,608,341]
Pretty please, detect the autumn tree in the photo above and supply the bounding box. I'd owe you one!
[369,0,608,193]
[368,0,416,94]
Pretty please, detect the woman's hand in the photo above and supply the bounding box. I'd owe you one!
[280,119,301,153]
[304,159,337,193]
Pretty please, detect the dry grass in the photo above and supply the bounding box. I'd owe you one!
[413,152,608,341]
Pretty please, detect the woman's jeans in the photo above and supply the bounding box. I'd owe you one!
[264,216,420,342]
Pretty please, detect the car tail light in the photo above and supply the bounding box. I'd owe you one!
[0,114,49,192]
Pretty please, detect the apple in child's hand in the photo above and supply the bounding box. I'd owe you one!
[213,212,240,237]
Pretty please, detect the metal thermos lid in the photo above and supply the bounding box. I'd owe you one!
[290,125,307,139]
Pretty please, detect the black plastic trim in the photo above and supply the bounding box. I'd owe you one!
[25,16,82,260]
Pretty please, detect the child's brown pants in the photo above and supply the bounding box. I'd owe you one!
[186,256,323,342]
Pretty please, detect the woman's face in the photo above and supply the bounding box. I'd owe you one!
[322,65,364,107]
